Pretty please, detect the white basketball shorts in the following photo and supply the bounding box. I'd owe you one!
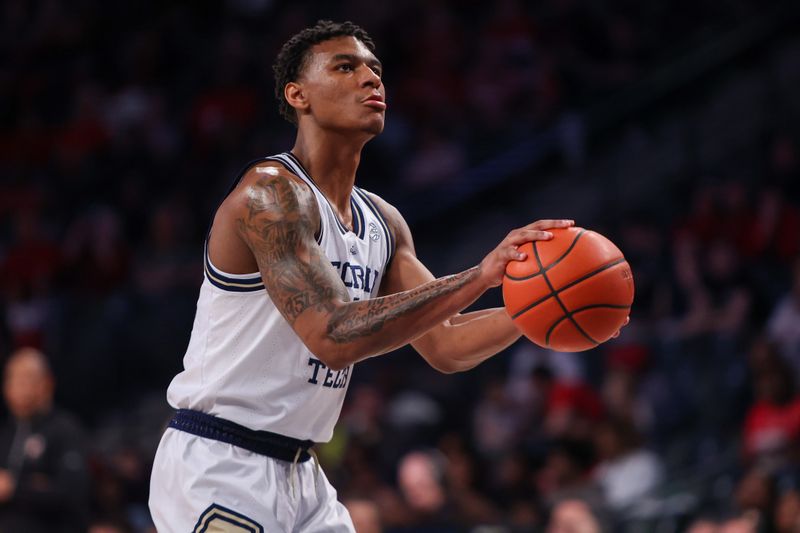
[149,428,356,532]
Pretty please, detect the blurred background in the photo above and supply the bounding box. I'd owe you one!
[1,0,799,531]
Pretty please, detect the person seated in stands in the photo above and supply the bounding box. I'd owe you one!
[0,347,89,533]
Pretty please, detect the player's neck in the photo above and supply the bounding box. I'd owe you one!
[291,129,365,210]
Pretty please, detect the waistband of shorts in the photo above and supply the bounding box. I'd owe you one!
[168,409,315,462]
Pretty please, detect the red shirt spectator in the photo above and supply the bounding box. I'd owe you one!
[742,362,800,467]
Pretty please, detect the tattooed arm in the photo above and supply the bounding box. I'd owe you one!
[371,192,575,373]
[229,165,530,370]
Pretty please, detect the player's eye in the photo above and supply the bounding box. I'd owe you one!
[370,66,382,77]
[336,63,354,72]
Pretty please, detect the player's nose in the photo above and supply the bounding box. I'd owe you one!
[359,66,381,90]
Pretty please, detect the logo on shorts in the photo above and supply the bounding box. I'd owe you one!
[194,503,263,532]
[369,222,381,242]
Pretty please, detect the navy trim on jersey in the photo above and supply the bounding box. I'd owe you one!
[278,152,352,235]
[351,196,366,239]
[203,245,265,292]
[353,187,395,267]
[284,151,316,183]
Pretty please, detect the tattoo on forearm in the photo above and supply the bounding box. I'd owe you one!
[327,268,479,343]
[238,172,480,345]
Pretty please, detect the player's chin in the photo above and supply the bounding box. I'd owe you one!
[362,115,385,136]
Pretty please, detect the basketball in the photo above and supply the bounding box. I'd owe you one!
[503,227,634,352]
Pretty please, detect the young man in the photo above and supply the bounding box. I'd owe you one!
[149,20,574,532]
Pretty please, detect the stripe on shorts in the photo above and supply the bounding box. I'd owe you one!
[193,503,264,533]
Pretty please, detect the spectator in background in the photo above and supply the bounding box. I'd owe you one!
[0,347,89,532]
[536,438,600,510]
[343,498,382,533]
[678,238,752,339]
[340,384,387,448]
[533,365,605,441]
[673,234,753,434]
[774,487,800,533]
[732,468,774,532]
[490,449,540,526]
[61,206,131,298]
[437,432,500,526]
[88,519,133,533]
[746,186,800,268]
[742,355,800,470]
[684,514,761,533]
[592,417,663,512]
[90,443,153,533]
[616,215,672,323]
[672,183,754,342]
[133,200,198,297]
[396,449,460,531]
[719,516,759,533]
[336,441,407,529]
[546,498,602,533]
[768,258,800,379]
[676,181,754,254]
[472,377,525,459]
[1,207,61,349]
[601,344,653,432]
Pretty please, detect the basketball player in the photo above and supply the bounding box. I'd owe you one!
[149,20,576,532]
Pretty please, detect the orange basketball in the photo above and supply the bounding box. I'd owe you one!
[503,227,634,352]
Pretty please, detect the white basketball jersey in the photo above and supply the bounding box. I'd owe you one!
[166,152,394,443]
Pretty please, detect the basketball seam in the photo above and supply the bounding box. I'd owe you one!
[504,229,586,281]
[545,304,631,346]
[532,240,599,347]
[509,257,628,319]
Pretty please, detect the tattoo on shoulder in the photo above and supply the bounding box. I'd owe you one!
[327,267,479,343]
[236,175,349,324]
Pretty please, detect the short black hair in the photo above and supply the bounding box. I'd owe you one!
[272,20,376,125]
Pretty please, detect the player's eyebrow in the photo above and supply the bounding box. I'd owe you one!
[331,53,383,71]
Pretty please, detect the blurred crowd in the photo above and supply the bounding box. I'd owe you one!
[1,0,799,532]
[328,153,800,532]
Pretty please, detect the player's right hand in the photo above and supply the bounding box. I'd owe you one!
[478,219,575,288]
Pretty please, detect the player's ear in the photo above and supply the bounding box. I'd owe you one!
[285,82,309,114]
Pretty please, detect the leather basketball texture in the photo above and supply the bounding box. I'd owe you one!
[503,227,634,352]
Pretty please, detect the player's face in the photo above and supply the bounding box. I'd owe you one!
[296,36,386,136]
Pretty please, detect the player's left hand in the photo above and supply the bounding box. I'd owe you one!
[478,219,575,288]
